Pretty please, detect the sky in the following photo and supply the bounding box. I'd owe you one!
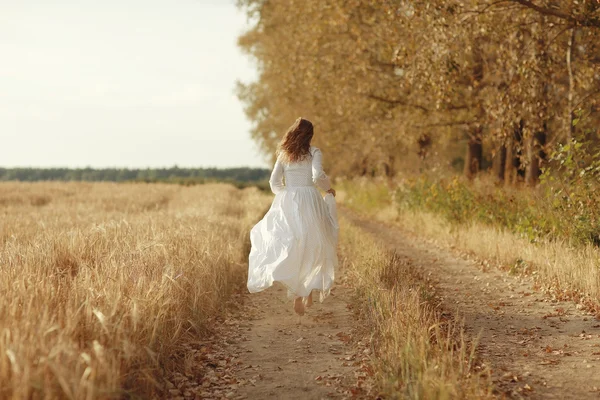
[0,0,268,169]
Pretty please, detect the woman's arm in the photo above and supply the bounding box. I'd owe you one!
[269,159,285,194]
[311,148,334,194]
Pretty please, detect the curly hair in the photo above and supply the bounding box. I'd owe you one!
[277,118,314,163]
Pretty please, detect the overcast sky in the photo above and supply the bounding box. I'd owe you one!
[0,0,267,168]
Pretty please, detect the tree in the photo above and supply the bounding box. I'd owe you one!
[236,0,600,181]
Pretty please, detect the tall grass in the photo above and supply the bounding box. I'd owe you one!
[339,218,493,399]
[0,182,269,398]
[339,177,600,311]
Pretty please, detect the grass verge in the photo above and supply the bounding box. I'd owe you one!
[339,217,493,399]
[338,177,600,313]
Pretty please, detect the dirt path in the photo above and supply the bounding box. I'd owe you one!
[165,281,373,399]
[167,209,600,400]
[343,209,600,399]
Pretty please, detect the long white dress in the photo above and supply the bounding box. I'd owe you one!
[247,146,339,300]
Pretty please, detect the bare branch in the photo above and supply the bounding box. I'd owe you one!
[459,1,513,19]
[509,0,600,28]
[414,120,477,128]
[367,94,430,112]
[574,88,600,109]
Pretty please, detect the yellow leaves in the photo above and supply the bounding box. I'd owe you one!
[238,0,600,177]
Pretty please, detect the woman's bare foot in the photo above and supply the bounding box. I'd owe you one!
[304,292,313,308]
[294,297,305,316]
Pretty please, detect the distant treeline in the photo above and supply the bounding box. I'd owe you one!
[0,167,270,185]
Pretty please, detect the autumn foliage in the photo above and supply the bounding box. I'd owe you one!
[236,0,600,185]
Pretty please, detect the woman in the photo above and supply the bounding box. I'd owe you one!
[247,117,339,316]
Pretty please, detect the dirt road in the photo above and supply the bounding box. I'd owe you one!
[165,279,372,399]
[343,210,600,399]
[167,211,600,399]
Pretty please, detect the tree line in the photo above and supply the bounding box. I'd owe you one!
[0,167,270,184]
[236,0,600,185]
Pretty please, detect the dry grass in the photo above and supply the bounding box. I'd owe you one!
[339,218,493,399]
[385,210,600,311]
[339,178,600,313]
[0,182,270,399]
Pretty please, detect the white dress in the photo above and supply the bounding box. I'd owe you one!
[247,146,339,300]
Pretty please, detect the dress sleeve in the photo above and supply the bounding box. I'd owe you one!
[269,159,285,194]
[311,148,331,191]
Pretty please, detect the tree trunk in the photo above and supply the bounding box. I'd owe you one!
[417,134,431,160]
[492,142,507,183]
[527,14,549,186]
[566,28,576,143]
[525,135,540,186]
[383,155,395,177]
[504,137,516,185]
[525,127,547,186]
[464,127,483,179]
[505,120,525,185]
[360,157,368,176]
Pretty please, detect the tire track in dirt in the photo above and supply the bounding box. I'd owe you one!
[343,209,600,399]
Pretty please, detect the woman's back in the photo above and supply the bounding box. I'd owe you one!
[270,146,331,192]
[283,158,313,188]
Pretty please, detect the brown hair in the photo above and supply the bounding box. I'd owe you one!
[277,118,314,163]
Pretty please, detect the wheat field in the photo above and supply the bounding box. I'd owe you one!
[0,182,269,399]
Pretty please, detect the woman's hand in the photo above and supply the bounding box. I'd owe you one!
[326,188,336,197]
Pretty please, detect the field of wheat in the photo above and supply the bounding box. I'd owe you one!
[0,182,269,399]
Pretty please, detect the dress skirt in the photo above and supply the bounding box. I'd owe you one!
[247,186,338,300]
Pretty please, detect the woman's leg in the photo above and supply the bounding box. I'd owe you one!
[304,291,313,308]
[294,297,305,316]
